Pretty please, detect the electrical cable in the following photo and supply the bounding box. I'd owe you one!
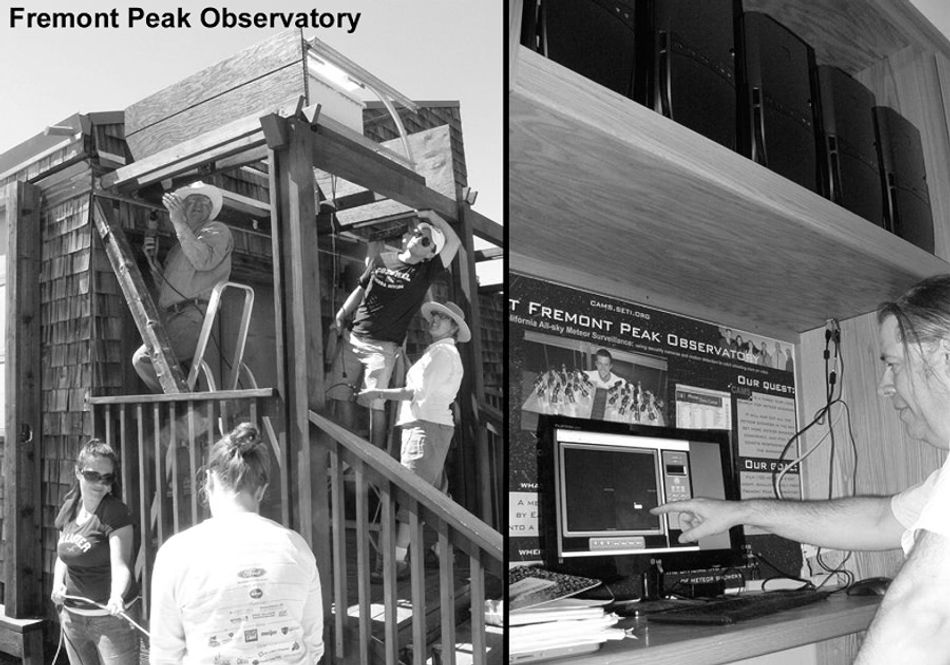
[774,322,860,589]
[61,595,150,637]
[772,398,845,499]
[751,551,815,591]
[825,328,837,500]
[51,619,64,665]
[812,328,861,590]
[52,594,150,665]
[772,322,855,500]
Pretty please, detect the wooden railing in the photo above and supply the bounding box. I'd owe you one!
[310,410,504,665]
[86,390,501,664]
[87,388,284,618]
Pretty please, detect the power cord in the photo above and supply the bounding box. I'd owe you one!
[61,595,149,636]
[774,320,859,589]
[751,551,816,592]
[53,594,150,665]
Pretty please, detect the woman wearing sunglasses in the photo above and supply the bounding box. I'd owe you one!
[326,209,462,452]
[148,422,324,665]
[51,439,140,665]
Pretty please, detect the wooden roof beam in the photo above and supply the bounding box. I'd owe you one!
[302,112,504,245]
[100,110,270,191]
[101,98,410,191]
[475,247,503,262]
[101,100,503,244]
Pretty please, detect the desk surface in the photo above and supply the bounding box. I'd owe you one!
[567,593,880,665]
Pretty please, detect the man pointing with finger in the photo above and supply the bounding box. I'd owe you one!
[653,275,950,664]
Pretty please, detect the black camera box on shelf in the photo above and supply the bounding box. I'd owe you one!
[639,0,741,151]
[815,66,885,227]
[521,0,741,151]
[520,0,644,102]
[873,106,935,253]
[736,11,822,193]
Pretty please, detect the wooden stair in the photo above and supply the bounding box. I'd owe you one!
[336,516,482,665]
[430,621,504,665]
[338,580,473,665]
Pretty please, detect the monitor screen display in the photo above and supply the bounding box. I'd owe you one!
[538,415,745,574]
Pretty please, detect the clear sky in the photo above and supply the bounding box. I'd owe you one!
[911,0,950,36]
[0,0,502,279]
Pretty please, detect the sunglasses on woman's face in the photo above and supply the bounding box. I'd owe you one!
[411,229,432,247]
[80,469,115,485]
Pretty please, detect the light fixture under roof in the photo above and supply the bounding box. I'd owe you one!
[307,54,363,93]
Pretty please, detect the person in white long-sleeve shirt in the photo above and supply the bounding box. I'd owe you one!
[359,300,469,580]
[149,422,324,664]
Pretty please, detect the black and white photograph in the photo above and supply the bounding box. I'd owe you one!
[511,0,950,663]
[0,2,502,663]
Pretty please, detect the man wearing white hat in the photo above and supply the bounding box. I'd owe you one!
[359,300,469,579]
[327,208,460,449]
[132,182,234,392]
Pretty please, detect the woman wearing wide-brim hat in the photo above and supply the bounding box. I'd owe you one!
[359,300,470,580]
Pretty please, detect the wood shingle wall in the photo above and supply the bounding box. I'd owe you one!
[363,101,468,188]
[39,189,96,581]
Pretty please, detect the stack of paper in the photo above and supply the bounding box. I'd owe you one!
[508,565,601,610]
[509,598,626,663]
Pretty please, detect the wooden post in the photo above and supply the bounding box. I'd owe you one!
[266,116,331,603]
[3,181,43,617]
[449,202,494,526]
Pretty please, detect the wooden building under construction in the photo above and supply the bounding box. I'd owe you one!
[0,29,503,664]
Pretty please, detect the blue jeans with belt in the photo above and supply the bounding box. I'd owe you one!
[132,306,205,392]
[60,605,141,665]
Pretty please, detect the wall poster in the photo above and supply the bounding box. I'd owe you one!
[509,273,803,568]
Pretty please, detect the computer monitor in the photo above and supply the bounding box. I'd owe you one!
[537,415,745,579]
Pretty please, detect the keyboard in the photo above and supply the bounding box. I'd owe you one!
[647,589,832,625]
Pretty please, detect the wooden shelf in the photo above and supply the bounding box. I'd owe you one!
[509,46,950,340]
[565,593,879,665]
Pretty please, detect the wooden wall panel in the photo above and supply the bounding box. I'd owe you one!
[363,103,468,188]
[124,30,305,160]
[798,312,944,580]
[333,125,462,227]
[855,47,950,261]
[743,0,910,72]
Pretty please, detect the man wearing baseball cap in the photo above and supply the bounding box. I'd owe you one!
[327,208,460,449]
[132,182,234,392]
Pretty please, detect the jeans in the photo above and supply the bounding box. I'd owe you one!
[60,606,141,665]
[132,307,204,392]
